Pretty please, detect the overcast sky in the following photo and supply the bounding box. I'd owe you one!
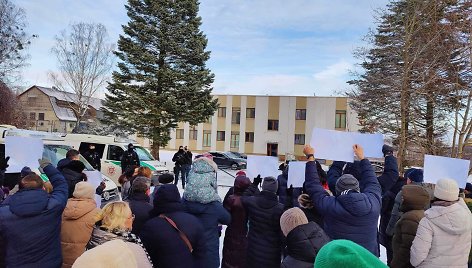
[16,0,390,97]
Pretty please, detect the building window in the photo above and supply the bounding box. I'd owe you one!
[268,120,279,131]
[217,131,225,141]
[29,112,36,120]
[230,132,239,148]
[295,109,306,120]
[189,128,197,140]
[69,123,75,128]
[203,130,211,147]
[232,108,241,124]
[335,110,347,128]
[246,108,255,118]
[176,129,184,139]
[245,132,254,143]
[218,107,226,117]
[294,134,305,145]
[38,113,45,121]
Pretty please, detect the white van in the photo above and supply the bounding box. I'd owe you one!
[0,126,120,202]
[61,133,168,186]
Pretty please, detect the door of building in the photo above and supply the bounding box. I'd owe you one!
[267,143,278,157]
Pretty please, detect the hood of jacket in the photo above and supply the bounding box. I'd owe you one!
[400,185,430,212]
[286,222,330,263]
[425,198,472,235]
[336,192,375,217]
[63,198,97,220]
[9,188,49,217]
[192,157,217,173]
[184,200,217,215]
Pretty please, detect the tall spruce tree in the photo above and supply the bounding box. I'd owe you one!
[102,0,218,158]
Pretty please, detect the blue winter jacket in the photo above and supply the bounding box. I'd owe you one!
[305,159,381,256]
[184,200,231,268]
[0,164,68,268]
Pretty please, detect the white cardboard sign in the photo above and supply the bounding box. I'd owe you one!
[287,161,307,188]
[423,155,470,187]
[84,170,103,208]
[246,155,280,179]
[310,128,384,162]
[5,136,44,173]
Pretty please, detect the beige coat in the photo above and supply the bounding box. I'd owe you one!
[410,198,472,268]
[61,198,101,268]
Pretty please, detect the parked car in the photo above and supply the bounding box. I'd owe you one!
[227,151,247,159]
[207,151,247,170]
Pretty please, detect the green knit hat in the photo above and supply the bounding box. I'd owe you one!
[314,240,388,268]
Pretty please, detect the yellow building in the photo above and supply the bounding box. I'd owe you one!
[157,95,359,158]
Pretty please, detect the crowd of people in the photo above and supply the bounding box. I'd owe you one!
[0,143,471,268]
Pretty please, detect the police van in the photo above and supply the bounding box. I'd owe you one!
[61,133,168,186]
[0,126,120,202]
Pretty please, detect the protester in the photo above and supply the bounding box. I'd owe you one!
[86,201,153,267]
[58,149,81,172]
[314,239,388,268]
[61,182,101,268]
[280,207,330,268]
[222,174,251,268]
[377,144,399,194]
[390,185,430,268]
[183,156,231,268]
[140,184,206,268]
[242,176,284,268]
[82,144,101,171]
[223,173,261,204]
[121,143,140,173]
[72,240,137,268]
[127,177,152,235]
[181,146,193,188]
[410,178,472,267]
[304,144,382,256]
[0,156,10,268]
[119,165,138,200]
[149,173,174,204]
[297,193,324,226]
[172,146,192,188]
[464,192,472,268]
[61,160,87,198]
[136,166,152,179]
[278,164,303,209]
[0,158,68,267]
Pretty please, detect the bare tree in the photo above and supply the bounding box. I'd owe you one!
[50,22,114,127]
[0,82,28,127]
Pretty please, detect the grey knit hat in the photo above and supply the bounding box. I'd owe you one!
[262,176,278,193]
[335,174,360,196]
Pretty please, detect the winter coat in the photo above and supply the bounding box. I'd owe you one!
[61,198,101,268]
[305,159,382,256]
[172,150,192,166]
[377,155,399,195]
[222,176,251,268]
[297,193,324,227]
[379,177,406,246]
[61,168,84,198]
[242,191,285,268]
[72,240,138,268]
[140,184,206,268]
[410,198,472,268]
[0,164,68,268]
[386,182,435,237]
[278,167,288,205]
[184,200,231,268]
[127,192,153,235]
[121,150,140,173]
[281,222,330,268]
[390,185,430,268]
[57,158,71,172]
[183,157,220,204]
[464,198,472,265]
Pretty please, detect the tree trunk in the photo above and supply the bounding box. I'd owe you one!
[151,138,160,161]
[425,97,434,155]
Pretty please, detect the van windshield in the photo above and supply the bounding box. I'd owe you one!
[43,144,94,171]
[135,146,154,161]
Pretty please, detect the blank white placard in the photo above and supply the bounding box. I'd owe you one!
[246,155,280,179]
[5,136,43,173]
[287,161,307,187]
[423,155,470,187]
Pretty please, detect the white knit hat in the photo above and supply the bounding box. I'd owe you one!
[73,182,95,200]
[280,207,308,236]
[434,178,459,202]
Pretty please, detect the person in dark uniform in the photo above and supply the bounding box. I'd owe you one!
[83,144,101,171]
[121,143,140,174]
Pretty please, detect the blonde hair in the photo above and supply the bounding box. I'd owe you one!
[137,166,152,179]
[98,201,132,231]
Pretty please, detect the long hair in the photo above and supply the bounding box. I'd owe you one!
[98,201,132,232]
[137,166,152,179]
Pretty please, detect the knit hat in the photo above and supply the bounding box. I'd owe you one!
[72,239,137,268]
[434,178,459,202]
[20,166,32,178]
[236,170,246,177]
[73,181,95,199]
[407,168,424,183]
[280,207,308,236]
[158,173,174,184]
[315,239,388,268]
[335,174,360,196]
[153,184,181,207]
[262,176,278,193]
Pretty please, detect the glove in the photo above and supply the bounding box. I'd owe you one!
[0,156,10,171]
[253,174,262,186]
[286,184,294,197]
[38,158,51,169]
[382,145,394,157]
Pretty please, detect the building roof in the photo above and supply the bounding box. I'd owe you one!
[49,97,77,122]
[33,85,103,110]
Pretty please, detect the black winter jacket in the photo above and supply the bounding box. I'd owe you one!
[242,191,284,268]
[281,222,330,268]
[61,168,84,198]
[128,192,153,235]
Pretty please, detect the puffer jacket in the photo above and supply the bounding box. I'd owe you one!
[410,198,472,268]
[242,191,284,268]
[305,159,381,256]
[281,222,330,268]
[61,198,100,268]
[465,198,472,266]
[183,158,220,204]
[62,168,84,199]
[390,185,430,268]
[377,155,399,195]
